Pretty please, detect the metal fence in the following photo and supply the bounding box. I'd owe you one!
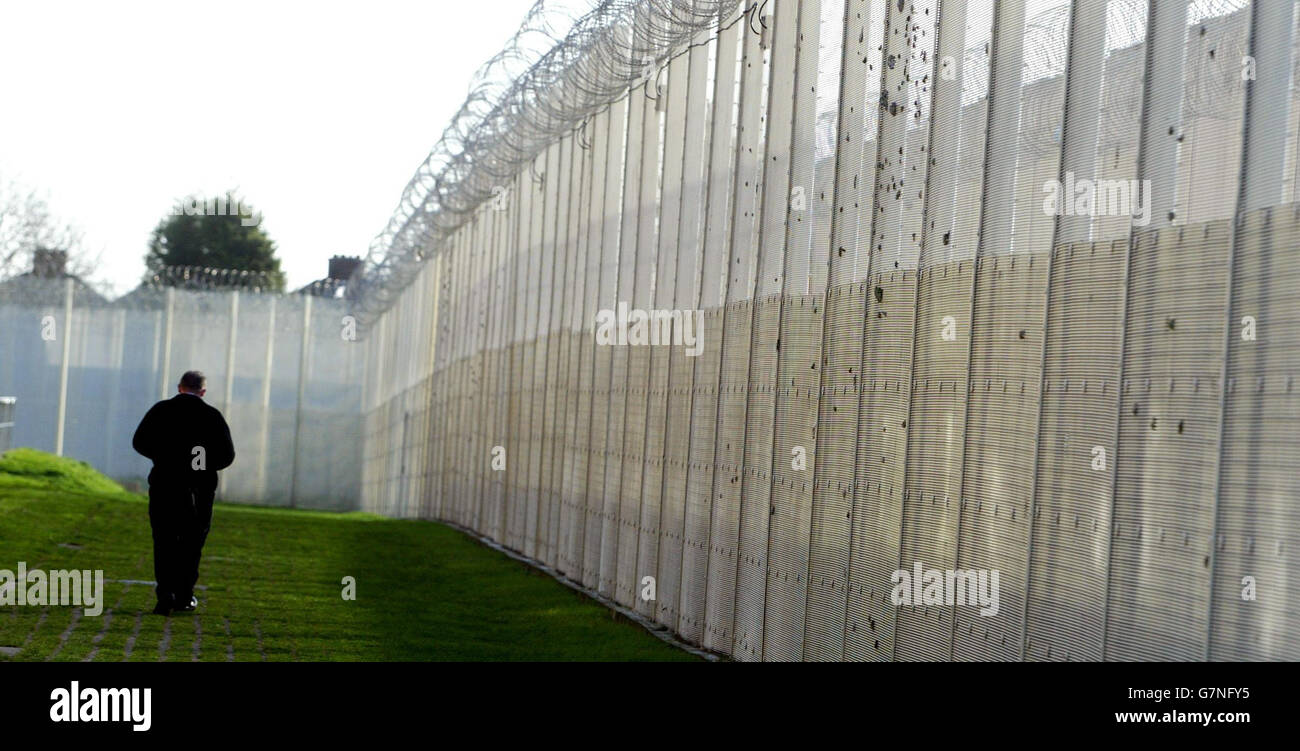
[359,0,1299,660]
[0,397,14,454]
[0,277,365,509]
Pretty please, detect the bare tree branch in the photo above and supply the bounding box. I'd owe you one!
[0,174,91,283]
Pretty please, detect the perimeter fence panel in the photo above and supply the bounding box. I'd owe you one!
[598,96,632,601]
[0,275,364,510]
[678,3,743,646]
[802,0,884,662]
[955,0,1070,663]
[1209,0,1300,662]
[652,24,714,629]
[761,0,844,662]
[694,1,769,658]
[1023,0,1145,663]
[1105,0,1251,663]
[637,40,690,622]
[882,0,946,662]
[729,0,801,662]
[838,0,896,663]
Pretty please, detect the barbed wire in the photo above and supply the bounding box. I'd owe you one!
[0,264,339,310]
[141,265,283,293]
[348,0,1256,329]
[347,0,746,330]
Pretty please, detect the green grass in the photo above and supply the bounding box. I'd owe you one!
[0,448,697,661]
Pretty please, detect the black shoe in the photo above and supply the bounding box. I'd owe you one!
[173,596,197,612]
[152,602,171,616]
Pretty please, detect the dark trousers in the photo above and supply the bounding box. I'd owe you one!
[148,482,215,607]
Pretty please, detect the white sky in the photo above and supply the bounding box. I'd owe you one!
[0,0,544,296]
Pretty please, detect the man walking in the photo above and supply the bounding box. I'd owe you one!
[132,371,235,615]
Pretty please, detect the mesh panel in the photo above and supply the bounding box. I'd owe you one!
[1108,222,1231,660]
[1,277,363,511]
[678,13,738,643]
[1211,205,1300,660]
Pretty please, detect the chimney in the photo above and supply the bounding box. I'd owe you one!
[327,255,362,282]
[32,248,68,278]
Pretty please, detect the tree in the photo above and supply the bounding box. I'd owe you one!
[145,191,285,291]
[0,174,99,283]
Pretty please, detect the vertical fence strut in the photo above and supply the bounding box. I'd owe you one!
[288,294,313,508]
[219,291,240,500]
[757,0,808,661]
[804,0,858,661]
[1205,0,1263,661]
[160,287,175,401]
[1100,0,1179,659]
[257,297,277,500]
[884,0,930,662]
[54,277,74,457]
[1018,0,1081,661]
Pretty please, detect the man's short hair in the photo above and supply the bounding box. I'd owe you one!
[179,371,206,391]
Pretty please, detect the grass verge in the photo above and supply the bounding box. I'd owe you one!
[0,448,696,661]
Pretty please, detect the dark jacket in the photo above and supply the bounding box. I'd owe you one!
[132,393,235,489]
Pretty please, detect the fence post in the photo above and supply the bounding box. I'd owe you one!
[54,277,74,457]
[159,287,175,400]
[1205,0,1273,662]
[219,290,240,500]
[103,309,126,476]
[257,296,277,501]
[0,397,15,454]
[288,294,312,508]
[224,291,239,413]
